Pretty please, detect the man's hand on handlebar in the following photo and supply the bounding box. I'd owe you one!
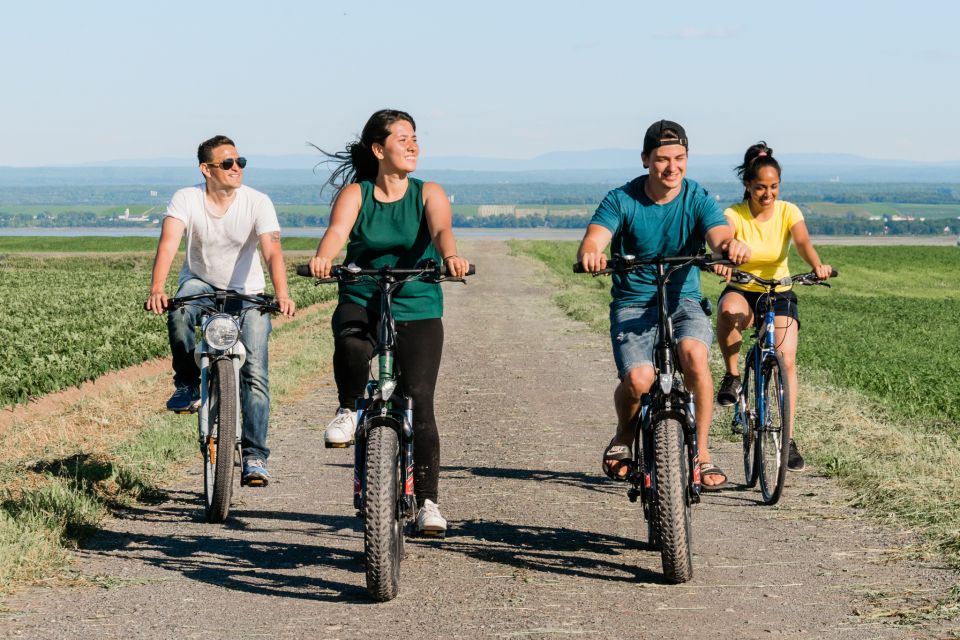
[721,238,751,265]
[145,290,169,315]
[275,296,296,317]
[579,251,608,273]
[308,255,334,279]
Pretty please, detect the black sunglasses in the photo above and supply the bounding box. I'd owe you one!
[205,157,247,170]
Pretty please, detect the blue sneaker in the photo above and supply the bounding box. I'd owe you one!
[166,385,200,413]
[241,458,271,487]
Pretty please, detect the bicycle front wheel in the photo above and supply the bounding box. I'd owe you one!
[758,354,792,505]
[740,360,759,488]
[652,417,693,583]
[204,358,237,523]
[363,422,402,602]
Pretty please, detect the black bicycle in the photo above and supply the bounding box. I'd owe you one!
[728,268,836,505]
[164,291,279,523]
[575,253,728,583]
[297,260,473,601]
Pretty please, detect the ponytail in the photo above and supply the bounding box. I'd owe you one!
[735,141,781,201]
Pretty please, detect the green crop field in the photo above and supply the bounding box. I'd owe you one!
[0,251,336,407]
[802,201,960,220]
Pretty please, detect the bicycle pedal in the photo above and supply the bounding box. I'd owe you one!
[417,529,445,539]
[173,409,195,415]
[324,442,352,449]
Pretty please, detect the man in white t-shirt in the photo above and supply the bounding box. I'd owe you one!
[145,135,296,486]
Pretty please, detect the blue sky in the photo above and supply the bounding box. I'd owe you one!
[2,0,958,166]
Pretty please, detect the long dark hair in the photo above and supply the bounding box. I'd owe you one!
[735,141,781,201]
[312,109,416,201]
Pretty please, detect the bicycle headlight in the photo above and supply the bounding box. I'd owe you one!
[203,314,240,350]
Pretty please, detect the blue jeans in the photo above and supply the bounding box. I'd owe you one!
[609,298,713,379]
[168,278,273,461]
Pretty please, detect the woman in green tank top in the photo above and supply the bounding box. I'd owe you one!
[308,109,470,535]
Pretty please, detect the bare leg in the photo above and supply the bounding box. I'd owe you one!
[677,339,726,487]
[606,366,655,478]
[716,291,753,376]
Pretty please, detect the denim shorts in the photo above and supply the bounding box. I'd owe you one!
[609,298,713,378]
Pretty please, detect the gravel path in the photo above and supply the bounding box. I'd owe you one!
[1,240,952,639]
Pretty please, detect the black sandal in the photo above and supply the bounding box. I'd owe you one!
[602,439,632,481]
[700,462,728,491]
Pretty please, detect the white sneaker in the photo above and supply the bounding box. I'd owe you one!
[324,408,356,448]
[415,499,447,535]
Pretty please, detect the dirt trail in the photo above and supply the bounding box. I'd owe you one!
[0,240,953,639]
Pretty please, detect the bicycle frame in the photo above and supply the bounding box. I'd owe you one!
[351,271,418,519]
[626,259,704,512]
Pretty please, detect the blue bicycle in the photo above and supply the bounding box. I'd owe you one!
[729,269,836,505]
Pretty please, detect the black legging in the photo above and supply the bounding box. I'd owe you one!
[331,303,443,504]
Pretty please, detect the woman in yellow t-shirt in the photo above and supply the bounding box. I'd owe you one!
[714,142,832,471]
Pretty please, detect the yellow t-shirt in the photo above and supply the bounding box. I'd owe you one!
[724,200,804,293]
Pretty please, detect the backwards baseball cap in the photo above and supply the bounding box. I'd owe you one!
[642,119,688,155]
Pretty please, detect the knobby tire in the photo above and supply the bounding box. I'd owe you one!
[653,417,693,583]
[205,358,236,523]
[758,353,792,505]
[363,422,402,602]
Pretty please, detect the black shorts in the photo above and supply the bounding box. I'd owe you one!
[719,287,800,331]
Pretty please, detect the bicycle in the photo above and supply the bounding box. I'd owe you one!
[296,260,473,602]
[727,269,836,505]
[575,253,728,584]
[164,291,279,523]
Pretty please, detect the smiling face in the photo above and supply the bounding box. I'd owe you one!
[200,144,244,190]
[642,143,687,192]
[746,165,780,210]
[372,119,418,174]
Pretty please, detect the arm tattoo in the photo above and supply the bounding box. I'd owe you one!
[269,231,281,243]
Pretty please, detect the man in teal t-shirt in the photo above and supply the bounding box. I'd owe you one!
[578,119,751,490]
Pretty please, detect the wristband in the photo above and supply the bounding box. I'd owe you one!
[443,254,458,261]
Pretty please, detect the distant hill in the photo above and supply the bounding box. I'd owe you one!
[2,150,960,186]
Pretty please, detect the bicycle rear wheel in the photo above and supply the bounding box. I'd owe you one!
[652,416,693,583]
[204,358,237,523]
[740,360,759,488]
[363,421,402,602]
[758,354,791,505]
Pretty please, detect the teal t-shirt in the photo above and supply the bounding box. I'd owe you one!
[339,178,443,321]
[590,176,727,309]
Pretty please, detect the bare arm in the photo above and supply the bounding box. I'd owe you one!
[790,220,832,279]
[308,183,362,278]
[705,223,751,264]
[145,217,186,314]
[577,223,613,272]
[423,181,469,278]
[260,230,295,317]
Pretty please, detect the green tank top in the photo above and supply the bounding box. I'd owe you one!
[339,177,443,321]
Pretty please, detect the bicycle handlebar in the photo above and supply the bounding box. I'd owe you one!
[573,254,733,275]
[295,262,476,283]
[729,269,838,289]
[163,291,281,314]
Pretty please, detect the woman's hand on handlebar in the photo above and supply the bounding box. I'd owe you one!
[443,254,470,278]
[308,255,334,279]
[579,251,608,273]
[813,263,833,281]
[711,263,734,282]
[145,289,168,315]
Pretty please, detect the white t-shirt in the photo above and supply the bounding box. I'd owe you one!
[165,184,280,294]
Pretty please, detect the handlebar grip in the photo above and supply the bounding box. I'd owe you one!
[830,269,839,278]
[572,263,586,274]
[295,264,312,277]
[466,264,476,276]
